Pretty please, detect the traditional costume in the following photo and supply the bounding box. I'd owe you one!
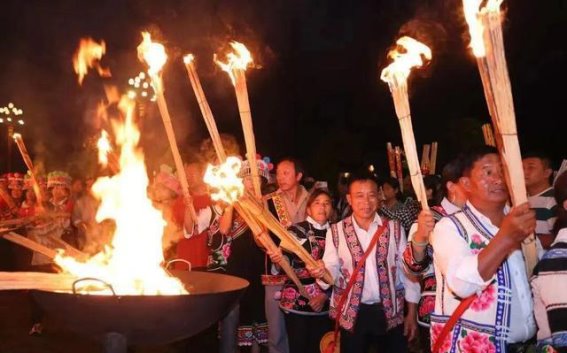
[321,213,420,353]
[430,203,536,353]
[279,217,332,353]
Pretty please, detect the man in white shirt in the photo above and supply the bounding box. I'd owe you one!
[310,173,419,353]
[430,146,537,353]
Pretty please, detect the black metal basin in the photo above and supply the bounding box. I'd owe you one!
[31,270,248,345]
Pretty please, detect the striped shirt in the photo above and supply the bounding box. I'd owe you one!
[531,228,567,352]
[528,187,557,236]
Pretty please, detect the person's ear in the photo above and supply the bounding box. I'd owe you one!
[563,199,567,211]
[460,176,472,193]
[544,168,553,179]
[296,172,303,183]
[347,194,353,206]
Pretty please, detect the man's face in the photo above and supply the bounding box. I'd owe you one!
[463,153,508,204]
[523,157,551,188]
[276,161,301,192]
[347,180,379,219]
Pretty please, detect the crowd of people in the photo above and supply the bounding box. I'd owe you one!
[0,137,565,353]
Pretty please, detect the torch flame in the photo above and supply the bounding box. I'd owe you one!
[183,54,195,65]
[203,157,244,204]
[463,0,504,57]
[73,38,111,85]
[214,41,253,85]
[137,32,167,77]
[380,36,432,85]
[97,130,112,166]
[55,96,187,295]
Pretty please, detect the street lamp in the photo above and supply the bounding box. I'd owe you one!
[0,102,24,171]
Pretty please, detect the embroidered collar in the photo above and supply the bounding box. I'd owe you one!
[351,213,382,233]
[441,197,461,215]
[465,201,509,231]
[306,216,330,230]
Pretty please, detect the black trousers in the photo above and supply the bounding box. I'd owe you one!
[284,312,332,353]
[340,303,408,353]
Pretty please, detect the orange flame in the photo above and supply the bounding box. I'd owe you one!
[214,41,253,85]
[97,130,112,167]
[463,0,503,57]
[137,32,167,77]
[55,96,187,295]
[73,38,111,85]
[203,157,244,204]
[380,36,432,85]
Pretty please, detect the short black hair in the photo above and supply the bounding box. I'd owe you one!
[440,157,465,197]
[523,151,553,170]
[460,145,499,177]
[277,157,305,176]
[380,176,400,191]
[347,170,379,194]
[306,188,332,208]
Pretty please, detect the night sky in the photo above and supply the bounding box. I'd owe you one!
[0,0,565,184]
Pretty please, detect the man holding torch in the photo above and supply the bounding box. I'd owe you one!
[429,146,537,353]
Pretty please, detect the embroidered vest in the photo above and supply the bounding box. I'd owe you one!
[430,206,512,353]
[264,191,292,227]
[328,216,404,331]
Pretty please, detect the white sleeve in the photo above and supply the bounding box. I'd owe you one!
[531,277,552,342]
[317,227,339,290]
[183,207,213,239]
[407,222,418,241]
[397,226,420,303]
[431,218,492,298]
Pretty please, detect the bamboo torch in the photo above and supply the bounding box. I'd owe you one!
[204,157,333,285]
[183,54,227,162]
[182,64,320,291]
[395,146,404,193]
[386,142,397,178]
[215,42,262,198]
[430,141,438,175]
[380,37,432,210]
[421,144,431,175]
[463,0,537,275]
[137,32,196,221]
[482,123,496,147]
[12,133,45,208]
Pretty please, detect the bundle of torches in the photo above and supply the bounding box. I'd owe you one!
[0,0,537,296]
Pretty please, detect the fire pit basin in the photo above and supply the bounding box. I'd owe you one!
[31,270,248,345]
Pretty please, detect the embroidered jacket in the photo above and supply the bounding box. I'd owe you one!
[262,188,308,285]
[430,204,536,353]
[321,214,420,332]
[279,218,330,315]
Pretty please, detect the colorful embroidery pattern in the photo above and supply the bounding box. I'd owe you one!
[269,192,291,227]
[237,322,269,346]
